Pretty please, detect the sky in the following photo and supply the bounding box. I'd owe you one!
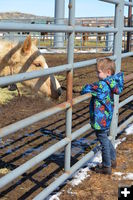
[0,0,129,18]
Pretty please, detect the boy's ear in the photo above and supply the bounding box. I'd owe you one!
[107,69,112,76]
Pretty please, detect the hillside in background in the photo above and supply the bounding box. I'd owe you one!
[0,12,52,23]
[0,11,114,24]
[0,11,50,19]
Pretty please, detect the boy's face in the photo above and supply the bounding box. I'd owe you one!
[97,69,111,80]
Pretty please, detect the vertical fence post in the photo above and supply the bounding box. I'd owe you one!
[64,0,75,172]
[110,0,124,145]
[96,17,98,53]
[54,0,65,48]
[127,0,132,52]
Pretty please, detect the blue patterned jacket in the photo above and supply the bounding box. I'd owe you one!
[81,72,124,130]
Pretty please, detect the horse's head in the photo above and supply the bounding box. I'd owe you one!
[0,35,62,99]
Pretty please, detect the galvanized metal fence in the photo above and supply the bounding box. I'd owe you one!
[0,0,133,199]
[0,17,129,52]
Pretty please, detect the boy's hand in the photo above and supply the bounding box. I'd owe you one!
[80,85,85,95]
[80,84,90,95]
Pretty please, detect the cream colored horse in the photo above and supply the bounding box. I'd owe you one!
[0,35,62,99]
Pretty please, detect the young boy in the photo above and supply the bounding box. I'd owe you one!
[81,58,124,175]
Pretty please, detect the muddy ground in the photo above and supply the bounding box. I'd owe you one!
[0,53,133,200]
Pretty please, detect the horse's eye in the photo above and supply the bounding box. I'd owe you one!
[34,62,42,67]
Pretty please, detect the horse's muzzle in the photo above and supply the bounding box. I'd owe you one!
[57,87,62,97]
[8,84,18,91]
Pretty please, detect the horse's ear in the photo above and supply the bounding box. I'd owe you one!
[21,35,32,53]
[32,38,38,46]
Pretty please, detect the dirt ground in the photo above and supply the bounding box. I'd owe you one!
[59,133,133,200]
[0,53,133,200]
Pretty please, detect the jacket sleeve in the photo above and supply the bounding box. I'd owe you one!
[81,82,100,96]
[81,81,108,99]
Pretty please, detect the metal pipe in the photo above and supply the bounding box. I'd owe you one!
[33,173,68,200]
[72,93,92,105]
[0,64,72,87]
[124,73,133,82]
[65,0,75,172]
[0,94,92,140]
[122,52,133,58]
[123,27,133,32]
[119,95,133,108]
[73,55,116,69]
[75,26,118,33]
[54,0,65,47]
[110,0,124,145]
[0,137,69,189]
[99,0,120,4]
[0,69,131,140]
[124,1,133,6]
[72,124,92,140]
[127,0,132,52]
[0,0,132,197]
[0,55,116,88]
[0,22,118,33]
[0,23,73,33]
[117,115,133,134]
[33,145,100,200]
[0,102,70,138]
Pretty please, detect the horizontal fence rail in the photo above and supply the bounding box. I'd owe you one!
[0,0,133,199]
[0,23,73,33]
[0,64,72,87]
[0,122,94,190]
[124,1,133,6]
[99,0,120,4]
[121,52,133,58]
[100,0,133,6]
[0,55,116,87]
[0,22,118,33]
[123,27,133,32]
[33,145,100,200]
[0,101,70,138]
[124,73,133,82]
[74,26,118,33]
[119,95,133,108]
[0,73,131,139]
[0,137,70,189]
[117,115,133,134]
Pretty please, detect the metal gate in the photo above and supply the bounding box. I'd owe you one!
[0,0,133,199]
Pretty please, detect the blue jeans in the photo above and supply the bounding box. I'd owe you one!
[96,129,116,167]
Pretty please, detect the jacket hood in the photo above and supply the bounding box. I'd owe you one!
[104,72,124,94]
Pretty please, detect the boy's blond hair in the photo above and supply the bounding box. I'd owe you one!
[96,58,116,75]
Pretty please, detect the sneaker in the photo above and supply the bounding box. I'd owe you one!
[90,163,103,171]
[111,160,117,169]
[91,165,112,175]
